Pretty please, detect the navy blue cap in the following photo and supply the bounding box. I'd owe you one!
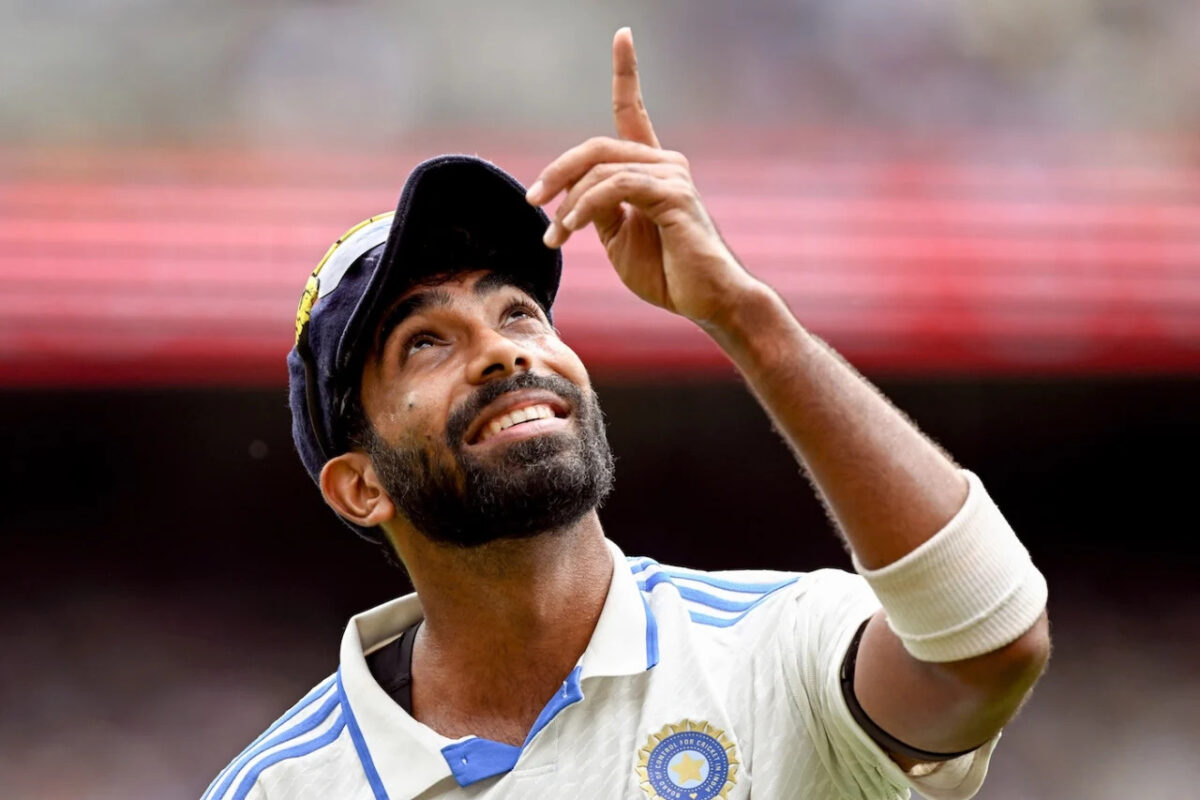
[287,155,562,512]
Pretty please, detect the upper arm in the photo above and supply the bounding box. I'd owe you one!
[853,607,1051,764]
[780,570,919,798]
[780,569,1049,800]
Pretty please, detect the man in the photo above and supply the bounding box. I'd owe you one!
[205,28,1049,800]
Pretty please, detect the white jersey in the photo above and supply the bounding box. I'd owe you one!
[203,541,997,800]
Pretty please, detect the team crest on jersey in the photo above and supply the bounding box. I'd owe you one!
[636,720,739,800]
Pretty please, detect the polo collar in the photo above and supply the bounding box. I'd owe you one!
[336,538,659,798]
[580,539,661,678]
[337,593,452,799]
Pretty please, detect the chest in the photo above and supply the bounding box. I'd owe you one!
[412,665,577,747]
[474,647,780,800]
[414,701,543,749]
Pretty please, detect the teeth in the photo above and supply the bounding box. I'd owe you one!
[478,404,556,442]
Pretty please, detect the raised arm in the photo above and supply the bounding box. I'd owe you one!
[528,27,1050,764]
[700,281,1050,760]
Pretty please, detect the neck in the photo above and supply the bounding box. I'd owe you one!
[408,513,611,639]
[390,512,613,741]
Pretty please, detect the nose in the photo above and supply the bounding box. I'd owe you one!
[466,326,531,384]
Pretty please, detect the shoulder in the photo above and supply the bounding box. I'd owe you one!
[627,555,827,628]
[627,556,880,653]
[201,673,351,800]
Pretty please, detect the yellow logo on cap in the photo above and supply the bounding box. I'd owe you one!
[295,274,320,344]
[294,212,393,345]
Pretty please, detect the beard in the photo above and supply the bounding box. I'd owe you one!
[366,371,615,548]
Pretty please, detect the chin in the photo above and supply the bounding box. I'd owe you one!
[487,431,581,469]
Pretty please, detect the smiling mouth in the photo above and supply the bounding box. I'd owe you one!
[476,403,566,444]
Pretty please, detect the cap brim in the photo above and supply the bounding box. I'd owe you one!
[335,155,562,377]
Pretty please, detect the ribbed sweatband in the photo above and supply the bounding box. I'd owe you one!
[853,470,1048,663]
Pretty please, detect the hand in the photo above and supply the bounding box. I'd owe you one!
[525,28,754,325]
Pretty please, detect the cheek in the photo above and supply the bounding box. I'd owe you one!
[558,352,593,391]
[539,337,590,383]
[403,395,441,446]
[374,391,442,448]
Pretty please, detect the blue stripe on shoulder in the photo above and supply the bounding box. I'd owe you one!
[628,554,657,573]
[687,587,793,627]
[232,713,347,800]
[665,570,798,595]
[636,565,799,629]
[674,584,765,613]
[203,676,336,800]
[337,668,390,800]
[627,556,660,573]
[637,570,674,593]
[210,690,340,800]
[637,568,797,597]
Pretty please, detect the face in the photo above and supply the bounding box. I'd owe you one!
[357,271,614,547]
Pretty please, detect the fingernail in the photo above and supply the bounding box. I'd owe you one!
[542,222,557,247]
[562,211,578,230]
[526,180,544,203]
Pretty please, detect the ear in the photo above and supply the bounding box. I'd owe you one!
[319,451,396,528]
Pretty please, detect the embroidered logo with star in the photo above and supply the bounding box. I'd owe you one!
[636,720,739,800]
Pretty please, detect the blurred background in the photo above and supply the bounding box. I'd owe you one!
[1,1,1197,798]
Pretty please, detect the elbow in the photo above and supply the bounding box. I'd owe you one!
[1004,610,1052,686]
[923,610,1051,750]
[963,609,1052,716]
[933,609,1052,725]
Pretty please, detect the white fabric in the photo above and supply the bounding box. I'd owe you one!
[316,214,395,299]
[853,470,1049,662]
[203,540,999,800]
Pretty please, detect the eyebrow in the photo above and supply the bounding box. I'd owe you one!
[374,287,453,354]
[372,274,535,354]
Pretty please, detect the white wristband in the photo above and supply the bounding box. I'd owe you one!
[853,470,1048,663]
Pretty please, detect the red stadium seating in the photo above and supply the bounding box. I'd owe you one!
[2,138,1197,385]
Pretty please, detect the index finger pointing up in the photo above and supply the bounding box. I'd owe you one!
[612,27,661,149]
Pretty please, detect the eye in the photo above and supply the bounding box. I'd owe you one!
[503,300,540,325]
[403,331,440,358]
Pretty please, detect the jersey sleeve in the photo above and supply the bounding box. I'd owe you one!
[779,568,999,800]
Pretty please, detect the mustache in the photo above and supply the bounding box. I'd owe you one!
[445,372,585,448]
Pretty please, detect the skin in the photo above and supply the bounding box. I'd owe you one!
[323,28,1051,766]
[322,277,612,746]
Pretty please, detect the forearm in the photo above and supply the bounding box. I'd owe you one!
[703,278,967,568]
[705,276,1049,755]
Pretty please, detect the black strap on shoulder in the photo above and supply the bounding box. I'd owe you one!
[365,620,421,715]
[839,618,979,763]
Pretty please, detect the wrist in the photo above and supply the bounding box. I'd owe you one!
[697,272,775,337]
[698,276,811,365]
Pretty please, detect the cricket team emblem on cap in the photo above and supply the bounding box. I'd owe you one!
[636,720,739,800]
